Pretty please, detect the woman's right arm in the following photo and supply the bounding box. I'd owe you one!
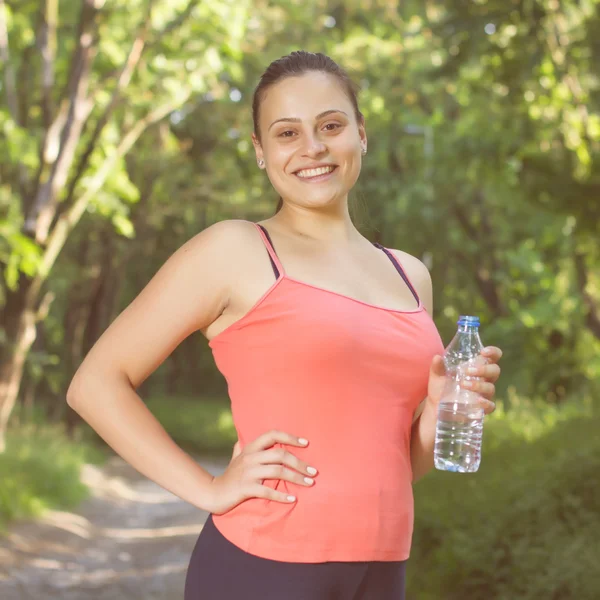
[66,221,316,513]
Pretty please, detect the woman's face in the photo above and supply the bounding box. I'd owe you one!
[252,71,367,211]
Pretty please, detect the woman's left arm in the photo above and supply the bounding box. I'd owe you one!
[389,250,502,483]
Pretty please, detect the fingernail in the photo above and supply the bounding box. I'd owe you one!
[482,347,493,355]
[298,438,308,445]
[467,367,479,375]
[462,381,474,388]
[287,495,297,502]
[307,467,317,475]
[304,477,314,485]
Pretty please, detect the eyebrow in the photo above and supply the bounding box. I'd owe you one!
[268,109,349,131]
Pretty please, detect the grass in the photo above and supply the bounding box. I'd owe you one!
[408,392,599,599]
[0,394,234,535]
[0,422,106,534]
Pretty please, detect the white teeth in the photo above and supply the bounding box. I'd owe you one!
[296,166,335,178]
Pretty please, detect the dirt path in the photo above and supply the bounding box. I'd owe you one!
[0,455,228,599]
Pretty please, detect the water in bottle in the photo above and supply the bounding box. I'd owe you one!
[434,315,487,473]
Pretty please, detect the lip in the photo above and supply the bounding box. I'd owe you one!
[293,163,338,175]
[295,168,338,184]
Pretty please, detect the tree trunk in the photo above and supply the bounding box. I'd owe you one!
[574,251,600,341]
[0,277,38,452]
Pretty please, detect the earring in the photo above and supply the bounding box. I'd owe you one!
[361,147,367,156]
[258,159,265,167]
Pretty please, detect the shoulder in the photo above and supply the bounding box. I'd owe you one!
[388,248,433,313]
[186,219,259,250]
[178,219,264,267]
[167,219,264,296]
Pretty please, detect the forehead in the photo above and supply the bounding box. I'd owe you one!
[260,71,354,122]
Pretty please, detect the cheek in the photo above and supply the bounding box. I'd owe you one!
[265,144,294,170]
[333,133,361,162]
[336,139,361,169]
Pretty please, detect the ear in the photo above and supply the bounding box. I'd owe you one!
[357,115,367,153]
[251,132,264,166]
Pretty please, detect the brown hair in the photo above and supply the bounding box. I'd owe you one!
[252,51,363,213]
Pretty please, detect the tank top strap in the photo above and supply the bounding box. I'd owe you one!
[373,243,421,306]
[254,223,285,279]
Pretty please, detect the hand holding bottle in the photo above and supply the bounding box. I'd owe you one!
[426,344,501,413]
[427,316,503,473]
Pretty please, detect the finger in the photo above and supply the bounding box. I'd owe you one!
[466,363,501,383]
[461,379,495,399]
[430,354,446,376]
[483,363,501,383]
[250,483,297,504]
[245,430,309,454]
[252,464,315,487]
[477,397,496,415]
[257,447,318,476]
[481,346,503,363]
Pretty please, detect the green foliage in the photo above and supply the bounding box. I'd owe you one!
[1,0,598,406]
[0,423,105,533]
[79,394,238,457]
[145,395,238,456]
[409,397,600,599]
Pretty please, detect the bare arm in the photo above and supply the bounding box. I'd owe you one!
[67,220,251,511]
[391,250,437,482]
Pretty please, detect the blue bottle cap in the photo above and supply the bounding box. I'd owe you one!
[458,315,480,327]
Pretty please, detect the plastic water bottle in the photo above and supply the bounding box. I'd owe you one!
[434,315,487,473]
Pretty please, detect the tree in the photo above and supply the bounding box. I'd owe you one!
[0,0,249,451]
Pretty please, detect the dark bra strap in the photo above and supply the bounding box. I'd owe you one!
[257,224,280,279]
[373,243,421,305]
[257,227,419,306]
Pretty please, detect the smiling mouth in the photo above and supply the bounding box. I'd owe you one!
[294,165,338,179]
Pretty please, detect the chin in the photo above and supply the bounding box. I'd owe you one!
[298,194,344,209]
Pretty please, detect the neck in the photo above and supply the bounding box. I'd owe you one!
[272,197,359,243]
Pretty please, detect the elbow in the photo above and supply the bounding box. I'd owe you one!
[66,367,94,409]
[66,374,84,409]
[411,469,428,485]
[66,367,131,410]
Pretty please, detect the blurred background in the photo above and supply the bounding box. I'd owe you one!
[0,0,599,598]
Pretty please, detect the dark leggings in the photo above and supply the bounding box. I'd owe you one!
[184,514,406,600]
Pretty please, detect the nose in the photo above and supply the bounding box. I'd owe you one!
[302,133,327,158]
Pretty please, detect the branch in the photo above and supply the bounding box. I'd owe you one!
[92,0,198,96]
[545,9,591,139]
[35,290,55,323]
[473,188,506,283]
[153,0,199,40]
[451,198,479,243]
[574,251,600,340]
[18,42,35,129]
[62,2,154,210]
[451,199,508,317]
[38,0,59,129]
[0,0,19,121]
[33,93,191,291]
[25,0,102,244]
[0,0,32,202]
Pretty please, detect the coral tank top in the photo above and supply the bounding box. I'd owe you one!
[208,222,445,563]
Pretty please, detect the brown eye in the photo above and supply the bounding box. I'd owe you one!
[279,130,296,138]
[323,123,342,131]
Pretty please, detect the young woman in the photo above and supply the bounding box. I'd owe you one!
[67,51,502,599]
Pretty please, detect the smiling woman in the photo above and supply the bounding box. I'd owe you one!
[182,51,445,600]
[66,49,500,600]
